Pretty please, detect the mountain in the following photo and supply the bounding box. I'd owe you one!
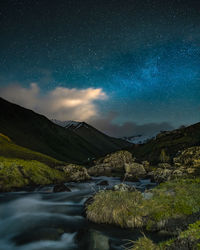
[0,133,63,167]
[52,119,130,156]
[122,134,156,144]
[0,97,129,163]
[130,122,200,164]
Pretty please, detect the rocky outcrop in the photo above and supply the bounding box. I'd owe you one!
[88,150,134,177]
[62,164,91,182]
[147,164,185,183]
[173,146,200,175]
[88,150,147,181]
[149,146,200,183]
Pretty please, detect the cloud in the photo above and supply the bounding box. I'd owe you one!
[0,83,174,137]
[0,83,107,121]
[89,112,174,137]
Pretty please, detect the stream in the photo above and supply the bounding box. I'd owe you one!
[0,177,168,250]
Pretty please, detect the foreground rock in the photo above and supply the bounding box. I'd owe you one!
[62,164,91,182]
[53,183,71,192]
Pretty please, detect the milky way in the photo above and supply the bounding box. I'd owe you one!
[0,0,200,136]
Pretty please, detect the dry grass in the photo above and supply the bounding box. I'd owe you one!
[87,178,200,230]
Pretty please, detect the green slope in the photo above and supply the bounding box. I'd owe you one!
[130,122,200,164]
[0,133,63,167]
[0,157,67,192]
[0,97,128,163]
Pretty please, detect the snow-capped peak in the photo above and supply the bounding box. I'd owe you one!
[51,119,88,130]
[122,134,156,144]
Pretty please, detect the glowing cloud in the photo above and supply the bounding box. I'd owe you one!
[0,83,107,121]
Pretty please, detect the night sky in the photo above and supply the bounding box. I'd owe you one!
[0,0,200,137]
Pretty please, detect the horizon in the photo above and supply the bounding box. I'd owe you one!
[1,95,197,140]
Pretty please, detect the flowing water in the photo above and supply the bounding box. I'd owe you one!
[0,177,167,250]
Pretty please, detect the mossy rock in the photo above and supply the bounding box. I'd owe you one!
[124,162,146,181]
[174,146,200,176]
[62,164,90,182]
[88,150,135,177]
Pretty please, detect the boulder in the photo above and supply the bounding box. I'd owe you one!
[88,230,110,250]
[63,164,91,182]
[148,167,185,183]
[124,162,146,181]
[88,165,112,177]
[53,183,71,192]
[88,150,135,177]
[112,183,135,192]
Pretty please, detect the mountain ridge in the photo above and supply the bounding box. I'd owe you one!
[0,97,129,163]
[130,122,200,164]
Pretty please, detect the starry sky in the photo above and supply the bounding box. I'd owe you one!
[0,0,200,137]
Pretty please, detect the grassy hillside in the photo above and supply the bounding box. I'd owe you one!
[0,133,63,167]
[130,122,200,164]
[0,157,67,191]
[0,97,129,163]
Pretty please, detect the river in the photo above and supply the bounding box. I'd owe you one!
[0,177,168,250]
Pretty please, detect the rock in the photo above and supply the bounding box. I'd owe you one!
[88,165,112,176]
[84,196,94,207]
[142,191,153,200]
[88,230,110,250]
[142,160,150,171]
[157,163,172,169]
[148,160,187,183]
[53,183,71,192]
[63,164,91,182]
[13,228,64,245]
[173,146,200,175]
[88,150,135,177]
[97,180,109,186]
[124,162,146,181]
[112,183,135,191]
[148,168,173,183]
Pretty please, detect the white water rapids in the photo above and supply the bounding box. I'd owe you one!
[0,177,160,250]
